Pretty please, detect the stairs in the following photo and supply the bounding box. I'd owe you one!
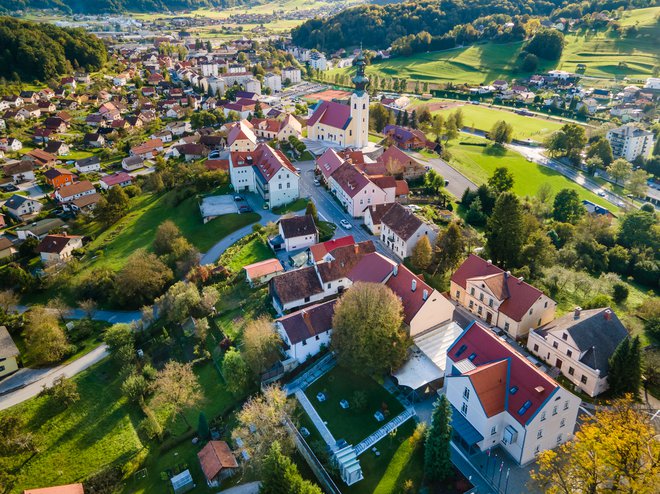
[354,409,416,456]
[284,352,336,396]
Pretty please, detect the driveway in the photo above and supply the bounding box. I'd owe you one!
[14,306,142,325]
[218,481,261,494]
[408,151,478,198]
[0,344,108,411]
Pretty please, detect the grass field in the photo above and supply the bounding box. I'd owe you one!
[225,236,272,272]
[447,135,620,213]
[327,7,659,84]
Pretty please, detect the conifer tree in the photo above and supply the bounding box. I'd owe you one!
[424,394,453,482]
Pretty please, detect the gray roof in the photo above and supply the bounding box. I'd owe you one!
[4,194,37,210]
[0,325,19,359]
[535,308,628,375]
[16,218,65,237]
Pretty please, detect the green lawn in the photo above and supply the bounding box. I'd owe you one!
[305,366,404,446]
[225,236,273,272]
[272,198,308,215]
[327,7,659,84]
[447,135,620,213]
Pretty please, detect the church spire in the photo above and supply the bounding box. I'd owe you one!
[351,47,369,93]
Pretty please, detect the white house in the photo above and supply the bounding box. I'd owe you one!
[75,156,102,174]
[4,194,42,220]
[227,120,257,152]
[606,124,654,162]
[276,299,335,363]
[328,162,388,217]
[37,234,84,264]
[444,321,581,465]
[380,203,438,259]
[282,66,301,84]
[244,258,284,287]
[263,73,282,93]
[277,215,319,252]
[55,181,97,203]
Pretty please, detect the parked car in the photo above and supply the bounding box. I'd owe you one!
[0,184,19,192]
[313,179,321,186]
[597,190,606,197]
[340,219,352,229]
[234,195,243,202]
[239,205,252,213]
[263,203,269,210]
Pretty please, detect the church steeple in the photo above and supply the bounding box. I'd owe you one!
[351,48,369,93]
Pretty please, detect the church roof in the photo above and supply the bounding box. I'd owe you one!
[307,100,352,130]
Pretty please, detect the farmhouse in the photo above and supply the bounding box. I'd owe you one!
[37,234,83,264]
[4,194,43,220]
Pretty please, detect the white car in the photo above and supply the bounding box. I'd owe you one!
[313,179,321,186]
[597,190,606,197]
[340,219,352,229]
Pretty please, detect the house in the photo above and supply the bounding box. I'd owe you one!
[492,79,509,91]
[276,299,336,363]
[151,130,173,143]
[276,215,318,252]
[4,195,42,220]
[0,137,23,152]
[0,237,16,259]
[23,484,85,494]
[44,140,70,156]
[23,149,57,168]
[100,172,133,190]
[383,125,428,150]
[250,114,302,142]
[54,180,96,203]
[363,203,395,235]
[263,72,282,92]
[444,321,580,465]
[69,192,101,214]
[309,235,355,263]
[44,168,77,189]
[328,162,388,217]
[227,120,257,152]
[229,143,300,209]
[316,148,345,184]
[16,218,65,240]
[166,121,192,136]
[450,255,556,339]
[197,441,239,487]
[122,155,146,172]
[244,258,285,286]
[130,138,163,159]
[75,156,102,174]
[3,160,35,183]
[527,307,629,397]
[0,325,20,379]
[44,117,68,133]
[606,124,654,162]
[37,233,83,264]
[83,133,105,148]
[174,143,209,162]
[282,66,302,84]
[270,265,325,313]
[380,203,438,259]
[377,145,426,180]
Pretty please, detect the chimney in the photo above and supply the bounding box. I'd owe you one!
[518,276,524,284]
[393,265,398,276]
[411,279,417,292]
[604,309,612,321]
[487,259,492,264]
[423,289,428,301]
[354,243,358,254]
[534,386,545,394]
[574,307,582,319]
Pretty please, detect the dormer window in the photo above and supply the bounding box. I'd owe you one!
[455,344,468,358]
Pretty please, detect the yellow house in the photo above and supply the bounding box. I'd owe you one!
[0,326,20,379]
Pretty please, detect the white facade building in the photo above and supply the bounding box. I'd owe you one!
[606,124,654,162]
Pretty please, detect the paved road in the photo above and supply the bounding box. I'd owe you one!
[0,344,108,411]
[409,151,478,198]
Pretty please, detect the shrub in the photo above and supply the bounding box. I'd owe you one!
[611,283,629,304]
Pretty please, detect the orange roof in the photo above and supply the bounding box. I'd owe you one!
[24,483,84,494]
[244,258,284,279]
[464,360,508,417]
[197,441,238,481]
[309,235,355,262]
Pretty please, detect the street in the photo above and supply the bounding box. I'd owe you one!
[408,151,478,198]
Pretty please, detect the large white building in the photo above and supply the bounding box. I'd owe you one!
[306,52,370,149]
[282,66,302,85]
[444,322,581,465]
[229,143,300,208]
[606,124,654,162]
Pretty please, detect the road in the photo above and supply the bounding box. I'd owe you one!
[0,344,109,411]
[408,151,478,198]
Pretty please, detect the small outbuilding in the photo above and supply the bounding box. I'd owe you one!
[197,440,239,487]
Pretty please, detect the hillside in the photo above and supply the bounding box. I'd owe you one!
[0,0,252,14]
[0,17,107,82]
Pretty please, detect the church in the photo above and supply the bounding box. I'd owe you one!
[307,51,370,149]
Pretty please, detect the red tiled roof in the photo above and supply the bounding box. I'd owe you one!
[309,235,355,262]
[330,162,372,198]
[244,258,284,279]
[451,255,547,322]
[371,175,397,190]
[227,120,256,146]
[57,180,95,199]
[316,148,345,180]
[231,143,297,182]
[307,100,351,130]
[463,360,508,417]
[205,159,229,172]
[448,322,559,425]
[101,172,132,187]
[23,483,85,494]
[395,180,409,196]
[197,441,238,482]
[348,252,397,284]
[385,264,433,325]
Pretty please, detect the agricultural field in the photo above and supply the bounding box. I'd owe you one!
[327,7,659,85]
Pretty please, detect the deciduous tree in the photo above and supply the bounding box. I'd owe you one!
[115,250,173,308]
[242,317,281,375]
[24,307,70,365]
[222,348,251,394]
[152,361,203,428]
[607,158,632,185]
[552,189,585,224]
[626,169,649,198]
[489,120,513,144]
[412,235,433,270]
[487,167,514,195]
[433,222,465,274]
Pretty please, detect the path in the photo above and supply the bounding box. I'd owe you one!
[218,481,261,494]
[0,344,108,411]
[409,151,478,198]
[295,389,337,450]
[14,305,142,325]
[354,409,416,455]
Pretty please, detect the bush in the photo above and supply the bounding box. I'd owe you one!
[582,293,612,309]
[611,283,629,304]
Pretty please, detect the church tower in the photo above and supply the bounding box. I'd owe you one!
[350,50,369,148]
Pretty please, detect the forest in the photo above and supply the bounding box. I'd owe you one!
[291,0,658,51]
[0,0,252,14]
[0,17,107,82]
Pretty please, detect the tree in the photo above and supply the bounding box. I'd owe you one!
[424,169,445,195]
[489,120,513,144]
[221,348,251,394]
[260,441,323,494]
[532,396,660,494]
[153,220,182,256]
[521,52,539,72]
[40,375,79,409]
[305,201,319,223]
[552,189,585,224]
[198,412,210,440]
[95,186,130,225]
[433,223,465,274]
[104,323,135,365]
[152,361,203,428]
[24,307,70,365]
[545,124,586,163]
[626,169,649,197]
[233,385,294,472]
[156,281,201,324]
[411,236,432,270]
[332,282,406,374]
[253,101,264,119]
[425,394,452,482]
[487,167,514,195]
[521,231,557,279]
[526,29,565,60]
[242,317,281,375]
[444,118,458,142]
[121,373,148,403]
[607,158,633,185]
[611,283,629,304]
[115,250,173,308]
[370,103,392,132]
[608,336,642,398]
[431,115,444,140]
[617,209,659,250]
[586,137,613,166]
[486,192,524,269]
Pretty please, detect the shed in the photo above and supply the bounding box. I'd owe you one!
[170,469,194,494]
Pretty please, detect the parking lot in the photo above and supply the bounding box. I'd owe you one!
[199,194,239,223]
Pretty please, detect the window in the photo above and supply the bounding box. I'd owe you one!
[304,296,310,303]
[461,402,468,415]
[454,344,468,358]
[562,333,568,341]
[302,339,307,346]
[518,400,532,415]
[316,335,320,340]
[552,406,558,416]
[463,387,470,400]
[564,400,569,410]
[566,349,572,358]
[509,386,519,395]
[490,426,497,436]
[470,287,475,296]
[544,301,548,308]
[533,344,539,352]
[534,445,540,455]
[504,322,510,332]
[489,299,493,307]
[556,434,562,444]
[529,308,533,315]
[478,306,483,315]
[479,293,484,302]
[537,318,542,326]
[537,429,543,439]
[455,290,460,298]
[327,283,331,289]
[560,418,566,428]
[581,375,588,384]
[468,352,477,361]
[552,341,559,349]
[469,301,474,309]
[568,367,575,376]
[278,183,282,189]
[540,412,546,421]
